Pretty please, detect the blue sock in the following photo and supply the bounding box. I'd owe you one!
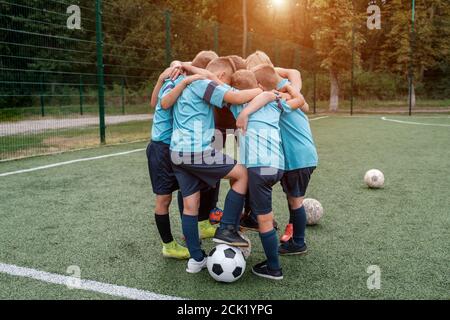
[182,215,203,261]
[259,229,280,270]
[292,206,307,246]
[220,189,245,230]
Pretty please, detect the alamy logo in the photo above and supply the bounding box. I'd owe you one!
[67,5,81,30]
[366,265,381,290]
[66,265,82,289]
[367,0,385,30]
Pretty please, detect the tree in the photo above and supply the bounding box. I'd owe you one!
[380,0,450,106]
[311,0,362,111]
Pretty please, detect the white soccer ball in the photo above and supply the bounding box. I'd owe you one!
[364,169,385,189]
[238,231,251,259]
[207,244,246,283]
[303,198,324,225]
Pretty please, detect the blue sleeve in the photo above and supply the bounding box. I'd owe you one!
[159,80,176,99]
[159,75,186,99]
[229,104,244,119]
[190,80,230,108]
[280,100,293,113]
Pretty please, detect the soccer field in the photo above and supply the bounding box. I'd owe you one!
[0,115,449,300]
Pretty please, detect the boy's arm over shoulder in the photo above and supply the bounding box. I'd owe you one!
[160,74,206,109]
[283,85,307,112]
[223,87,263,105]
[236,91,277,134]
[275,67,302,92]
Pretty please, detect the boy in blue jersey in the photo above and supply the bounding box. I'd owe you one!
[231,68,306,280]
[146,53,219,260]
[239,58,317,256]
[165,57,263,273]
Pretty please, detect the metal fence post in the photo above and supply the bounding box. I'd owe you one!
[408,0,416,116]
[79,74,84,116]
[214,23,219,54]
[95,0,106,144]
[165,10,172,66]
[121,78,125,115]
[313,72,317,114]
[350,24,355,116]
[39,74,45,117]
[274,40,280,66]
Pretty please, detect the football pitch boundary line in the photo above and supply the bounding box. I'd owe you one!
[0,148,146,177]
[381,116,450,127]
[0,262,183,300]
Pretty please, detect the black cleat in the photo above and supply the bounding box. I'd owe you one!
[278,240,308,256]
[213,225,249,247]
[252,261,283,280]
[240,213,259,232]
[240,211,279,232]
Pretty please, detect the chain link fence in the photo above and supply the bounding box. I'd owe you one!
[1,0,448,160]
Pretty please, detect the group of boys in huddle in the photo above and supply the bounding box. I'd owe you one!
[147,50,318,280]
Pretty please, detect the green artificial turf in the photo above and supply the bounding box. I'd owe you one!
[0,115,449,300]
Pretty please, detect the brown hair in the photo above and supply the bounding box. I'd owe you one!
[191,51,219,69]
[227,55,247,71]
[246,51,274,70]
[252,64,278,91]
[231,70,258,90]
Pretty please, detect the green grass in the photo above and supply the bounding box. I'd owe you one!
[0,116,449,300]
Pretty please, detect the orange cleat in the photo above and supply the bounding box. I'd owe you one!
[280,223,293,243]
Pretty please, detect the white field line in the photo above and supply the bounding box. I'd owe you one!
[310,116,329,121]
[0,262,183,300]
[0,148,145,177]
[381,116,450,127]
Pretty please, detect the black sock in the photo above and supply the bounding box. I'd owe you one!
[177,191,184,220]
[292,206,307,246]
[288,205,295,224]
[155,214,174,244]
[199,187,216,222]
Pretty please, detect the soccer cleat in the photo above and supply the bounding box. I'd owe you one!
[213,225,249,247]
[239,212,259,232]
[162,240,190,260]
[278,239,308,256]
[280,223,294,243]
[186,255,208,273]
[240,212,279,232]
[252,261,283,280]
[209,207,224,225]
[199,219,217,239]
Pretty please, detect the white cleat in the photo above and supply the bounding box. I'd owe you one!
[186,257,208,273]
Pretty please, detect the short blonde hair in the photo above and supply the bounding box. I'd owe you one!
[227,55,247,71]
[252,64,278,91]
[206,57,236,83]
[246,51,274,70]
[231,70,258,90]
[192,50,219,69]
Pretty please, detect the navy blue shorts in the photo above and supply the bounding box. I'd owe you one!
[146,141,179,195]
[281,167,316,198]
[248,167,284,215]
[171,150,237,197]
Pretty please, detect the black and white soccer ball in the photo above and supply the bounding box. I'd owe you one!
[207,244,246,283]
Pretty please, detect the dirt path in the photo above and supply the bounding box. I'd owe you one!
[0,114,153,137]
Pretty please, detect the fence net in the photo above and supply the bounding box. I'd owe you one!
[0,1,448,160]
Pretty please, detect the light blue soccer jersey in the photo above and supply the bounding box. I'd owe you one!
[277,79,318,170]
[170,80,230,153]
[151,75,185,145]
[230,100,290,170]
